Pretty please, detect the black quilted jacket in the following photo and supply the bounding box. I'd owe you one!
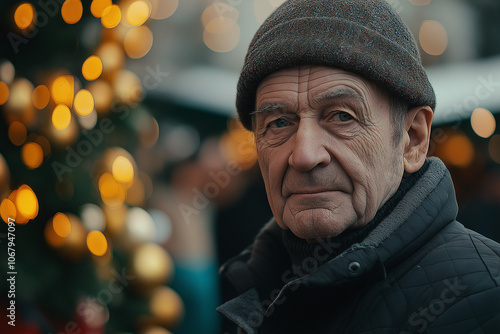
[218,158,500,333]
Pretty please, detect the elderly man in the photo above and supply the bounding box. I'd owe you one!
[218,0,500,333]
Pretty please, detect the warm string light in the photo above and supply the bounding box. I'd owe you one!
[14,3,36,30]
[82,56,103,81]
[126,0,151,26]
[21,142,44,169]
[1,185,39,224]
[61,0,83,24]
[87,230,108,256]
[471,107,496,139]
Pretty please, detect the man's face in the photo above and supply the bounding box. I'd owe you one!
[254,66,406,240]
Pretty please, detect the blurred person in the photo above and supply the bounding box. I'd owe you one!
[150,159,220,334]
[217,0,500,333]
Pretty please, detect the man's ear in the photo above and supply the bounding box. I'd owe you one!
[403,105,433,173]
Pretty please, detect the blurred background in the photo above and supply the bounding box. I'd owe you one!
[0,0,499,333]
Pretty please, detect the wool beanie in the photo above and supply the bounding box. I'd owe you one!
[236,0,436,130]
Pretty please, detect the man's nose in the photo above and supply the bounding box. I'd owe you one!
[288,119,331,171]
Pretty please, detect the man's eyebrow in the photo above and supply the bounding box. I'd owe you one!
[250,102,288,116]
[312,88,365,106]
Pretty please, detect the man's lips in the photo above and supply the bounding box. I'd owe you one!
[284,188,338,198]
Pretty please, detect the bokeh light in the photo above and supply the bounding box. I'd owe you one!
[45,217,65,248]
[82,56,103,81]
[419,20,448,56]
[49,116,79,146]
[14,3,36,30]
[471,107,496,138]
[32,85,50,109]
[6,78,34,115]
[201,3,239,27]
[137,114,159,148]
[95,42,125,74]
[8,190,28,225]
[81,203,105,231]
[101,5,121,28]
[15,184,38,220]
[162,125,200,161]
[74,89,95,116]
[220,118,257,170]
[112,155,134,184]
[87,80,113,114]
[8,121,27,146]
[133,243,173,285]
[0,198,17,223]
[77,109,98,130]
[125,207,155,244]
[53,212,72,238]
[124,26,153,59]
[0,81,9,105]
[203,17,240,53]
[99,172,126,206]
[56,214,87,260]
[52,104,72,130]
[91,0,112,18]
[149,209,172,244]
[126,0,151,26]
[61,0,83,24]
[440,132,475,168]
[87,230,108,256]
[125,177,145,206]
[0,60,15,85]
[149,286,184,328]
[113,69,142,104]
[21,142,44,169]
[51,75,75,107]
[150,0,178,19]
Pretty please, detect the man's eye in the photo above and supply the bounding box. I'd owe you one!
[331,112,353,122]
[269,118,290,128]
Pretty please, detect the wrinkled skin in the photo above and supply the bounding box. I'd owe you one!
[253,66,430,240]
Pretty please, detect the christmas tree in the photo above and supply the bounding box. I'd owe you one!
[0,0,184,333]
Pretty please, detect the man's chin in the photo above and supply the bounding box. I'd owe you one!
[280,210,354,240]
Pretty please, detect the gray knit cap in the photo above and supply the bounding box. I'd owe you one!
[236,0,436,130]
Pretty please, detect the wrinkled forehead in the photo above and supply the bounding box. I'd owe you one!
[255,65,390,108]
